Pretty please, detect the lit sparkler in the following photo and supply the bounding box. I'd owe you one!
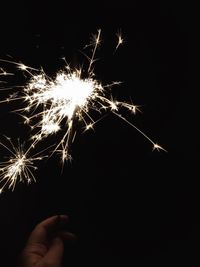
[0,137,44,193]
[0,30,166,191]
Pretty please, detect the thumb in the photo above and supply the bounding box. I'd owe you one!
[43,237,64,266]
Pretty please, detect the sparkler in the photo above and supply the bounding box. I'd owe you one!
[0,29,166,192]
[0,137,45,193]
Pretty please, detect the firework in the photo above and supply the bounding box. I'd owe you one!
[0,30,166,191]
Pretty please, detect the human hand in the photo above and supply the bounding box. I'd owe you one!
[19,215,76,267]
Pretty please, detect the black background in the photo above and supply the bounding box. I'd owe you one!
[0,0,199,265]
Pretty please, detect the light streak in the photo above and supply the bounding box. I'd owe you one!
[115,29,124,51]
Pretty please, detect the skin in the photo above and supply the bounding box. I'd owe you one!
[19,215,77,267]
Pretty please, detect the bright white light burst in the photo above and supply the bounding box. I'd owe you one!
[0,29,166,192]
[0,137,44,193]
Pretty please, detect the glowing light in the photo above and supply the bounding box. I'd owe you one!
[0,29,166,191]
[115,29,124,51]
[0,137,44,193]
[0,68,14,81]
[153,143,167,152]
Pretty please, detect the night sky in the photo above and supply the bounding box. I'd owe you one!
[0,1,199,265]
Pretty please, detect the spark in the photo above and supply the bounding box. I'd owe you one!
[0,137,44,193]
[153,143,167,152]
[0,68,14,85]
[0,29,166,170]
[0,68,8,76]
[115,29,124,51]
[84,29,101,73]
[85,123,94,131]
[0,67,13,77]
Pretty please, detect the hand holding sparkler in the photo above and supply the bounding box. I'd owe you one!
[19,215,77,267]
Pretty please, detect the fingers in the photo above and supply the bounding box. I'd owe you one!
[27,215,69,245]
[21,215,77,267]
[27,224,46,245]
[38,215,69,231]
[43,232,78,266]
[43,237,64,266]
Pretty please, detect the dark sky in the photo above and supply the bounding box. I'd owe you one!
[0,1,199,265]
